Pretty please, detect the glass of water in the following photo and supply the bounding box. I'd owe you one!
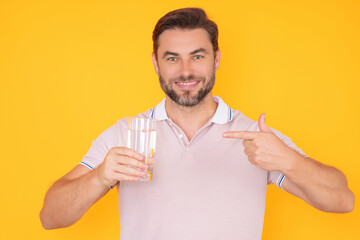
[127,117,156,181]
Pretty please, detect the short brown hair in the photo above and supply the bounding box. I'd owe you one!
[152,8,219,57]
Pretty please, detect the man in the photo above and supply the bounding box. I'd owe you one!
[40,8,354,239]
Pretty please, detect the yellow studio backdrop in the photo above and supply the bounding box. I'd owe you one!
[0,0,359,239]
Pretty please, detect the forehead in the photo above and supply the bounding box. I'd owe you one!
[157,28,212,54]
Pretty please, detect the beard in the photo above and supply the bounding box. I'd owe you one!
[159,68,216,107]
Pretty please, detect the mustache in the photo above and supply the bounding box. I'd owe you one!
[170,75,206,83]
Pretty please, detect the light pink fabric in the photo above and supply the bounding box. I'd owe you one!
[80,96,307,240]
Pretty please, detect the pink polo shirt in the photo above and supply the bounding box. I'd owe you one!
[80,96,307,240]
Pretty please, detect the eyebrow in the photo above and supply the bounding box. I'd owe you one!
[162,48,209,59]
[162,51,179,59]
[190,48,208,55]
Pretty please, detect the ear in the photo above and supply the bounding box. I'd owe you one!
[152,52,159,76]
[214,49,221,71]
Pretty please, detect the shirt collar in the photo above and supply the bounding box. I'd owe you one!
[150,96,233,124]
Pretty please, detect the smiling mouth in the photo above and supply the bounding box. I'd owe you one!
[175,80,200,88]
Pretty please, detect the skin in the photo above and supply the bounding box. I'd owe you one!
[40,27,354,230]
[40,148,153,229]
[223,113,354,212]
[152,28,221,140]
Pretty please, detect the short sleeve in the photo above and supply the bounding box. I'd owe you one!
[79,123,122,170]
[267,128,308,189]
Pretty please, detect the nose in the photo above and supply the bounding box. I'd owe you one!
[179,60,194,78]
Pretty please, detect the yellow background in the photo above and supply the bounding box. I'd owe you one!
[0,0,359,239]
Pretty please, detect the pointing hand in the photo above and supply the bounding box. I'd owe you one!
[223,113,299,172]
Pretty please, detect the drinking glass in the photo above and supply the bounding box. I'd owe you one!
[127,117,156,181]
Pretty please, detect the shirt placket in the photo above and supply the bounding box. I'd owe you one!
[167,119,189,150]
[167,119,213,152]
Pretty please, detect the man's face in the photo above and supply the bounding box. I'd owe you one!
[152,28,221,107]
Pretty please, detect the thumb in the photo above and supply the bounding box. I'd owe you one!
[258,113,272,132]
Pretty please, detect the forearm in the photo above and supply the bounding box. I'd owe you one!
[282,155,354,213]
[40,168,109,229]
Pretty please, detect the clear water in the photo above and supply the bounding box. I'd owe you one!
[127,129,156,181]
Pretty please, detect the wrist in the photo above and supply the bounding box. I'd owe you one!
[91,167,111,190]
[281,150,304,177]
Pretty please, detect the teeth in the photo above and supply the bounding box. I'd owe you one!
[176,81,197,86]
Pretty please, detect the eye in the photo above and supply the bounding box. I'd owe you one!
[167,57,178,62]
[193,55,204,60]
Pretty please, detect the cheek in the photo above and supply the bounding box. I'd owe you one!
[158,64,179,79]
[199,60,215,74]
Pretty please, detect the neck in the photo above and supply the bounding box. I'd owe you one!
[165,93,218,141]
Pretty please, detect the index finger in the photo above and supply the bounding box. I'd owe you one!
[111,147,145,161]
[222,131,259,140]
